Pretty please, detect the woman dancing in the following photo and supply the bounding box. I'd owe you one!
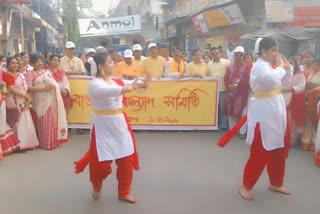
[74,52,151,203]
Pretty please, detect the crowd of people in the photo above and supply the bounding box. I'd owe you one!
[1,39,320,168]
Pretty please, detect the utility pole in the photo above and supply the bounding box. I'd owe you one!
[62,0,68,44]
[1,0,9,55]
[20,3,24,52]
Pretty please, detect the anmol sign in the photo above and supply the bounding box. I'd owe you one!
[78,15,141,37]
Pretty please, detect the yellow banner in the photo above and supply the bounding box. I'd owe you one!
[68,77,218,130]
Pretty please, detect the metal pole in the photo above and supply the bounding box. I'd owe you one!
[20,3,24,52]
[2,0,9,55]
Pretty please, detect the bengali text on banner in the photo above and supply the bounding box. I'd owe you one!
[67,76,219,130]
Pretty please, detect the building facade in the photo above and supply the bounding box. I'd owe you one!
[0,0,64,56]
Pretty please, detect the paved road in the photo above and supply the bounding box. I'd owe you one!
[0,130,319,214]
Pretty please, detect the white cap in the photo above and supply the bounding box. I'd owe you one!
[133,44,142,51]
[124,49,133,58]
[87,48,96,54]
[65,41,75,49]
[148,43,157,50]
[234,46,244,53]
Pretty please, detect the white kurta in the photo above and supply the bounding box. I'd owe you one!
[88,78,134,162]
[246,58,287,151]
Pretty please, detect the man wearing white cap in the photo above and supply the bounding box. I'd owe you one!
[132,44,145,69]
[224,46,251,139]
[114,49,141,79]
[61,41,85,76]
[141,43,166,78]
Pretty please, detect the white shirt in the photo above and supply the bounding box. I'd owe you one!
[246,58,287,151]
[88,78,134,161]
[226,49,234,62]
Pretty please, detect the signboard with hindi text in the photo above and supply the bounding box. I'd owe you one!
[67,77,219,130]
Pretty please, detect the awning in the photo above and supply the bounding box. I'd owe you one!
[240,26,320,41]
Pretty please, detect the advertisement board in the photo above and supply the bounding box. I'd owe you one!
[78,15,141,37]
[203,3,245,29]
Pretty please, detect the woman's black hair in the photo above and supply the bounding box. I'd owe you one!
[258,37,278,56]
[29,53,43,64]
[7,57,17,66]
[78,53,87,58]
[13,54,21,58]
[93,52,109,76]
[20,52,27,57]
[50,54,60,61]
[304,52,315,58]
[313,58,320,65]
[289,57,299,74]
[202,54,212,60]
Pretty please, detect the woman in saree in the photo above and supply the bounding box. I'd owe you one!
[3,57,39,150]
[302,52,314,79]
[313,59,320,166]
[282,57,306,147]
[25,54,68,150]
[301,58,320,151]
[0,66,20,160]
[47,54,72,113]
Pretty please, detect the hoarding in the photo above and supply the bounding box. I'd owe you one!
[203,3,245,29]
[78,15,141,37]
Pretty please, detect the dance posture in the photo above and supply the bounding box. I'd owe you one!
[74,52,151,203]
[218,37,292,200]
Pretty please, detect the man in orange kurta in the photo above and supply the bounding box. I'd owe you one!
[114,49,141,79]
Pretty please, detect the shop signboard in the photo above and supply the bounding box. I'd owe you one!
[158,25,167,40]
[192,13,208,35]
[78,15,141,37]
[203,3,245,29]
[277,7,320,28]
[265,1,294,23]
[167,23,177,38]
[206,36,224,48]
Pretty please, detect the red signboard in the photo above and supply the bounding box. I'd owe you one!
[277,7,320,28]
[192,16,203,35]
[192,14,208,35]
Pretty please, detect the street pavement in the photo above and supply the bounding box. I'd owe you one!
[0,130,319,214]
